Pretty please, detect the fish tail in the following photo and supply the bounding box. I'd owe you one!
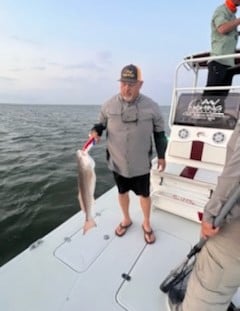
[83,218,97,234]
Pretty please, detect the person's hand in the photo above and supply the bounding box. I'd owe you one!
[89,130,101,143]
[201,220,219,239]
[157,158,166,172]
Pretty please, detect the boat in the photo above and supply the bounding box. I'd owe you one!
[1,52,240,311]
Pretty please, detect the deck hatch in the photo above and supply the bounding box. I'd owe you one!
[117,231,191,311]
[54,226,114,272]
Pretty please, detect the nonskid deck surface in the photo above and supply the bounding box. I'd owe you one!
[0,186,201,311]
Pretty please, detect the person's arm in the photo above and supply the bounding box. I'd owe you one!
[201,220,220,239]
[217,17,240,34]
[90,123,105,142]
[203,123,240,228]
[153,131,167,171]
[90,104,107,141]
[91,123,106,136]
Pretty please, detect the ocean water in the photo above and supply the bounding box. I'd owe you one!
[0,103,170,266]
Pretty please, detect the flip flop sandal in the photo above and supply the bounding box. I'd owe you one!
[142,225,155,244]
[115,222,132,237]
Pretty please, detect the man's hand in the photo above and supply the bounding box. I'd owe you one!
[201,220,219,239]
[158,158,166,172]
[89,130,101,143]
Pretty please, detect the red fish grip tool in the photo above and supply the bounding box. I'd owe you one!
[82,137,95,152]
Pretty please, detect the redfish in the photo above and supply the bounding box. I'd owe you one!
[76,149,96,234]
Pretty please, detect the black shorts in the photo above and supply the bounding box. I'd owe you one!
[113,172,150,197]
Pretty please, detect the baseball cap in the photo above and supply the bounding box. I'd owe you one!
[119,64,143,83]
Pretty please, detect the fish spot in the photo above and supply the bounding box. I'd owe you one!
[103,234,110,240]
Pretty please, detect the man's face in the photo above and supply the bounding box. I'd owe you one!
[120,81,143,103]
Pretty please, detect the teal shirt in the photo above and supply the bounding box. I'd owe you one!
[211,4,238,66]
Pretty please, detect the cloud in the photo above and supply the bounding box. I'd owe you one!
[55,76,86,83]
[10,35,40,46]
[63,50,112,72]
[0,76,17,82]
[31,66,46,71]
[96,50,112,64]
[64,61,102,71]
[10,67,26,72]
[47,62,62,67]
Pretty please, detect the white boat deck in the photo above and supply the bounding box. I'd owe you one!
[0,186,201,311]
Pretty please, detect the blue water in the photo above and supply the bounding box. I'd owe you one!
[0,103,170,266]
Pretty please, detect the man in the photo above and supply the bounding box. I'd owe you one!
[169,120,240,310]
[90,64,167,244]
[202,0,240,112]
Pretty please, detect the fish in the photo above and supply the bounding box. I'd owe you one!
[76,146,97,234]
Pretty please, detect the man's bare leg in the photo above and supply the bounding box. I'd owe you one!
[140,196,155,243]
[115,192,132,236]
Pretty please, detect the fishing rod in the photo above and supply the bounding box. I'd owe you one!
[160,183,240,294]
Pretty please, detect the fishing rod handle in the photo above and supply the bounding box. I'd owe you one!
[189,184,240,258]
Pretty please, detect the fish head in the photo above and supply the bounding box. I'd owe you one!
[76,150,95,169]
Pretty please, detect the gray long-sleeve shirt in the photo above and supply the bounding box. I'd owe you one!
[97,93,166,178]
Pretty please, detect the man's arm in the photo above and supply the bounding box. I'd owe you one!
[89,103,108,141]
[202,123,240,234]
[89,123,106,142]
[201,220,220,239]
[153,131,167,171]
[91,123,106,136]
[217,17,240,34]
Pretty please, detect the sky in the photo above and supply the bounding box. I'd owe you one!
[0,0,232,105]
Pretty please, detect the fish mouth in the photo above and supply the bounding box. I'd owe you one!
[77,150,86,156]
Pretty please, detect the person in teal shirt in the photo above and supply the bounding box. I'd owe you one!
[203,0,240,112]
